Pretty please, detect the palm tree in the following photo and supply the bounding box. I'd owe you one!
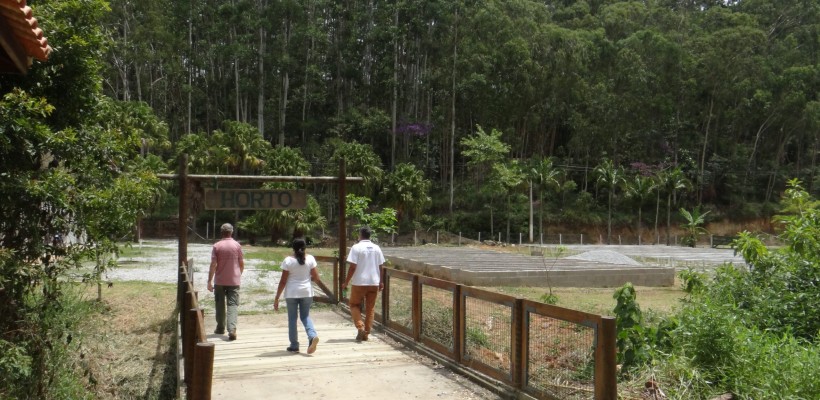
[216,121,269,174]
[625,175,656,244]
[594,159,625,244]
[660,167,690,245]
[283,196,328,239]
[679,207,710,247]
[529,157,560,242]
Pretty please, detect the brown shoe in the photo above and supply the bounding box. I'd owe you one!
[355,329,365,341]
[361,331,369,341]
[228,331,237,341]
[307,336,319,354]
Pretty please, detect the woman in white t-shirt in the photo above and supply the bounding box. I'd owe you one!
[274,238,322,354]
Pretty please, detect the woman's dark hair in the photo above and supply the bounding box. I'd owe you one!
[292,238,307,265]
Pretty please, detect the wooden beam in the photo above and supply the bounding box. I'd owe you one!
[157,173,363,183]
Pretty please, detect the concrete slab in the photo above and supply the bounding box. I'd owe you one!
[383,246,678,288]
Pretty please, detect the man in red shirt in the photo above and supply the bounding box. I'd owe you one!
[207,223,244,340]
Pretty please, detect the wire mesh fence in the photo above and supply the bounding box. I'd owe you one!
[463,295,514,378]
[420,283,455,353]
[526,312,596,399]
[380,268,617,399]
[386,272,413,334]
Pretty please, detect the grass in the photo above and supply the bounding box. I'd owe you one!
[242,245,336,262]
[81,281,177,399]
[481,280,685,317]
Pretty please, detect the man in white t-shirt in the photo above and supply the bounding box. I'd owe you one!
[342,226,385,341]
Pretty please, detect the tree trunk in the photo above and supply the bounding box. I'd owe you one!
[607,189,612,244]
[745,111,775,192]
[654,188,660,244]
[449,8,458,214]
[257,20,266,139]
[278,16,291,147]
[301,0,315,145]
[636,201,643,244]
[698,97,714,205]
[528,181,533,243]
[666,192,672,246]
[390,6,398,170]
[187,3,193,135]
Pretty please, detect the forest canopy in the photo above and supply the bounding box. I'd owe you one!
[100,0,818,217]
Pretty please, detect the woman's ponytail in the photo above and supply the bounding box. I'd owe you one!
[292,238,307,265]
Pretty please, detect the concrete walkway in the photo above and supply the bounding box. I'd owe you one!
[205,309,499,400]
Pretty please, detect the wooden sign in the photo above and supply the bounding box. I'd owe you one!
[204,189,307,210]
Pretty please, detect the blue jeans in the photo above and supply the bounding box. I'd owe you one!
[286,297,317,350]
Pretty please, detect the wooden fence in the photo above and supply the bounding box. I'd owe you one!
[178,260,214,399]
[378,268,617,400]
[173,256,616,399]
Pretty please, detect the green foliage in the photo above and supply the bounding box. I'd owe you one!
[1,0,167,394]
[460,125,510,168]
[263,146,311,176]
[324,139,384,196]
[679,206,711,247]
[644,181,820,398]
[382,163,432,226]
[175,121,271,174]
[538,293,559,305]
[612,283,675,375]
[345,194,397,241]
[678,268,706,294]
[466,326,490,348]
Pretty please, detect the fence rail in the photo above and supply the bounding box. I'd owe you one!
[381,267,617,400]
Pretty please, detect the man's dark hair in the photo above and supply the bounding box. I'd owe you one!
[359,226,372,239]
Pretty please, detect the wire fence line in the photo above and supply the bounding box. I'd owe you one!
[384,230,782,248]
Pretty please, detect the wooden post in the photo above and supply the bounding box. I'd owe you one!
[178,155,189,324]
[453,285,464,364]
[332,259,339,304]
[381,268,389,325]
[184,307,197,385]
[412,275,421,341]
[511,299,525,389]
[595,317,617,399]
[190,342,215,400]
[338,158,347,304]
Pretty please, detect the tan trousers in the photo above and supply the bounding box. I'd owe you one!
[349,285,379,333]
